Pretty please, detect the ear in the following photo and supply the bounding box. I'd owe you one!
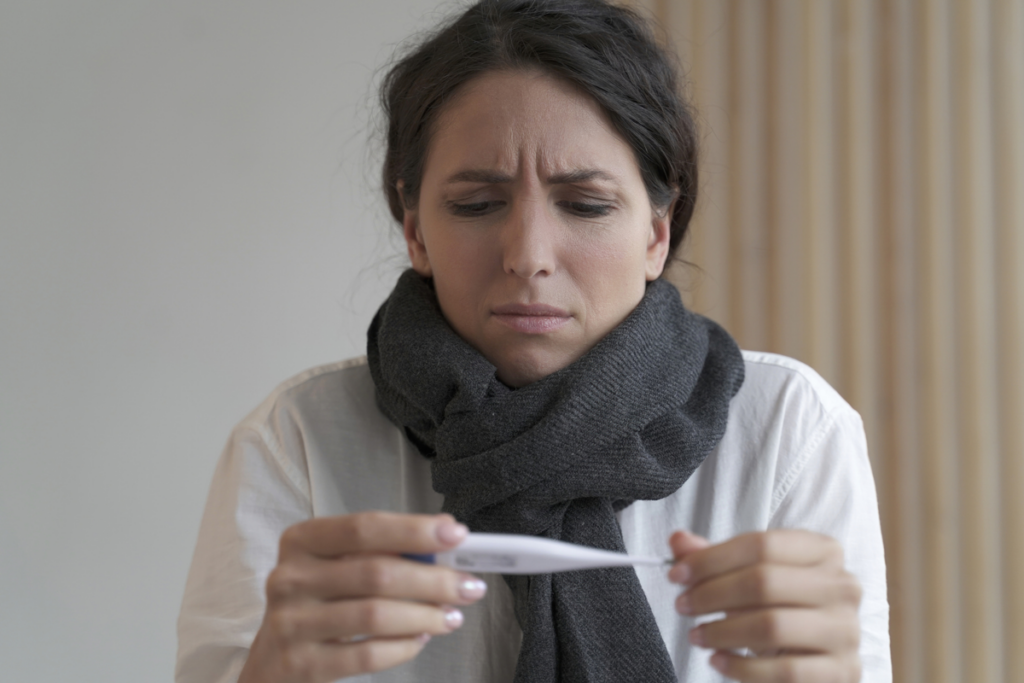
[645,201,674,281]
[399,181,433,277]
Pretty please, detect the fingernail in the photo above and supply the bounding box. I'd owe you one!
[709,652,727,671]
[437,520,468,546]
[669,563,692,584]
[688,627,704,647]
[676,592,693,615]
[444,607,464,630]
[458,577,488,601]
[417,633,432,644]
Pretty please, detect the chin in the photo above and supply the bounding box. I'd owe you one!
[494,348,578,388]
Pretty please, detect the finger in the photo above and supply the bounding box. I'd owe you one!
[280,635,430,682]
[690,607,860,654]
[279,512,467,560]
[267,554,488,605]
[708,650,862,683]
[676,564,862,616]
[671,530,845,587]
[669,529,711,558]
[268,598,463,643]
[668,530,712,583]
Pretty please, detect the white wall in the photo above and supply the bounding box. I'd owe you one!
[0,1,450,679]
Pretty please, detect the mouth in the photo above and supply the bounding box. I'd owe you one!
[491,303,572,334]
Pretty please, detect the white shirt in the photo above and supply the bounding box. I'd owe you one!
[176,351,891,683]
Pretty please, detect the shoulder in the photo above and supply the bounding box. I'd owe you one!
[738,350,855,418]
[229,357,432,516]
[730,350,863,449]
[707,351,868,520]
[237,356,380,433]
[229,356,393,472]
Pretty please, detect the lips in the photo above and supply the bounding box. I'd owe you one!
[491,303,572,334]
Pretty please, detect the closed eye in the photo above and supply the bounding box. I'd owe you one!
[560,201,614,217]
[448,200,504,217]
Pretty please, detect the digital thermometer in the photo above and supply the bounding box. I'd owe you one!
[404,532,672,574]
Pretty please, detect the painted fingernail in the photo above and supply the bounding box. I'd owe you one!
[688,627,704,647]
[437,520,469,546]
[676,592,693,615]
[669,563,692,584]
[417,633,432,644]
[458,578,488,601]
[444,607,464,630]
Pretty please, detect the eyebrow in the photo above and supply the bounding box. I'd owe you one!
[443,168,618,186]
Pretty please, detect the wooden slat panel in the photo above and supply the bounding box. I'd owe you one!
[877,1,925,680]
[836,0,880,469]
[993,1,1024,682]
[765,0,807,361]
[915,1,962,680]
[728,0,769,351]
[803,0,839,384]
[951,1,1003,681]
[673,0,732,325]
[651,1,1023,679]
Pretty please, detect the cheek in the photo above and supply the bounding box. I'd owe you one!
[569,225,650,309]
[423,228,495,326]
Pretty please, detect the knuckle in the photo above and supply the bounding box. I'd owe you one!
[280,642,316,682]
[824,536,845,564]
[841,611,862,651]
[358,600,388,633]
[267,566,305,602]
[756,610,785,643]
[847,657,863,683]
[361,558,396,594]
[751,532,775,562]
[777,656,800,682]
[841,573,863,606]
[355,642,390,673]
[743,565,773,602]
[347,512,383,547]
[267,608,300,641]
[278,525,301,557]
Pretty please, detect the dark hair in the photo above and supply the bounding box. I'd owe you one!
[380,0,698,261]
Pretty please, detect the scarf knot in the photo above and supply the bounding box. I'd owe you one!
[368,270,744,682]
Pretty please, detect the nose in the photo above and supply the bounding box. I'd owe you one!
[502,198,557,279]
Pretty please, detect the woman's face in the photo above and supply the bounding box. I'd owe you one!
[403,70,671,387]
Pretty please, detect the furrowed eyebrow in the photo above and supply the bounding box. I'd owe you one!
[443,168,618,186]
[546,169,618,185]
[444,170,514,185]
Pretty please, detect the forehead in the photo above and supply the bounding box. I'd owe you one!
[424,70,640,180]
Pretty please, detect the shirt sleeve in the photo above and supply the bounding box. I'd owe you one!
[768,407,892,683]
[175,421,313,683]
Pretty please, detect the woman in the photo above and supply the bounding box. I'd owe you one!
[176,1,889,682]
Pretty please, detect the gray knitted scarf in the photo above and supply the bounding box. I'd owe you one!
[367,269,745,683]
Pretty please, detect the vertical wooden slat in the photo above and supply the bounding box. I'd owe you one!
[727,0,769,351]
[915,0,962,680]
[841,0,879,459]
[662,0,696,295]
[677,0,732,325]
[803,0,839,384]
[994,1,1024,682]
[952,1,1003,681]
[765,0,807,362]
[877,1,924,679]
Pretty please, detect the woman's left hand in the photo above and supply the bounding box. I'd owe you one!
[668,529,863,683]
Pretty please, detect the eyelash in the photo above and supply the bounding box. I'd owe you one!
[564,202,613,217]
[447,201,614,218]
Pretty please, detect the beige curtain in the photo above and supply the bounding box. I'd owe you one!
[624,1,1024,681]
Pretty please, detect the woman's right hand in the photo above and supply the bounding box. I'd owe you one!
[237,512,487,683]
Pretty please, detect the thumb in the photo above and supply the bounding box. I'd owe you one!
[669,529,711,560]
